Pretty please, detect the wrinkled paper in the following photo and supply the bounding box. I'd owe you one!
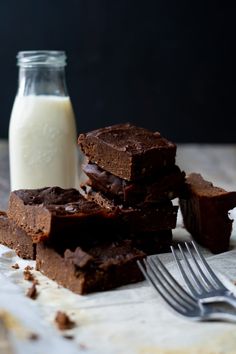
[1,215,236,354]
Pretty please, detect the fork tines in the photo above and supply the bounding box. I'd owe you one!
[170,241,224,296]
[137,256,199,317]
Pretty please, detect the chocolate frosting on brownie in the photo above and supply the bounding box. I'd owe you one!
[13,187,104,216]
[78,123,176,181]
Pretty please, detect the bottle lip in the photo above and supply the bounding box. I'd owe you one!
[17,50,67,67]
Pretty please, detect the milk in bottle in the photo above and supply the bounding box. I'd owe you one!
[9,51,78,190]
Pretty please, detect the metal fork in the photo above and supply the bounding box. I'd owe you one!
[137,256,236,321]
[171,241,236,308]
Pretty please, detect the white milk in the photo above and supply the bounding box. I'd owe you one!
[9,95,78,190]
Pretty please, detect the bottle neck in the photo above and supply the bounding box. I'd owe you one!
[17,66,68,97]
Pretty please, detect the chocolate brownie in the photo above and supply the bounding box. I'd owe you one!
[7,187,117,244]
[8,187,177,247]
[84,190,178,232]
[83,162,185,205]
[179,173,236,253]
[130,230,173,255]
[36,240,145,294]
[78,123,176,181]
[0,211,35,259]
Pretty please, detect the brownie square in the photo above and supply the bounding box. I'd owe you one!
[7,187,117,244]
[36,240,145,294]
[179,173,236,253]
[78,123,176,181]
[83,162,185,205]
[0,211,35,259]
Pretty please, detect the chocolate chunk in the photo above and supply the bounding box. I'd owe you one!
[64,247,94,268]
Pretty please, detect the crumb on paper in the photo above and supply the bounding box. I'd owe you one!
[54,311,75,330]
[26,283,38,300]
[28,332,39,340]
[24,269,36,282]
[24,265,33,271]
[11,263,19,269]
[63,334,74,340]
[79,343,87,350]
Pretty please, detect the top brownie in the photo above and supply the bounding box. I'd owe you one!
[78,123,176,181]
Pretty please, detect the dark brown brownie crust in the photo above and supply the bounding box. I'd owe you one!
[78,123,176,181]
[179,173,236,253]
[0,211,35,259]
[7,187,117,243]
[83,162,185,205]
[36,240,145,294]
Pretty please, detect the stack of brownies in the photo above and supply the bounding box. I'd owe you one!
[78,123,185,250]
[0,123,186,294]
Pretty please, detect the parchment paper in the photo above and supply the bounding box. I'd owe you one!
[1,214,236,354]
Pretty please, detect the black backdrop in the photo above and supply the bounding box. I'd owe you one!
[0,1,236,142]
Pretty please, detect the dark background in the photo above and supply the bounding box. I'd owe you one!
[0,1,236,142]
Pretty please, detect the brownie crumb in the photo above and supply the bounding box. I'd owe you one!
[24,269,35,282]
[79,343,87,350]
[28,333,39,340]
[33,278,39,285]
[12,263,20,269]
[25,265,34,271]
[55,311,75,330]
[63,334,74,340]
[26,283,38,299]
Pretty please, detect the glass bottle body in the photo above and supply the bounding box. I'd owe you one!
[9,51,78,190]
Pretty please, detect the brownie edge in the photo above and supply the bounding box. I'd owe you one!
[0,211,35,259]
[179,173,236,253]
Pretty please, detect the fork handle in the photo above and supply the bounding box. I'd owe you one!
[200,293,236,309]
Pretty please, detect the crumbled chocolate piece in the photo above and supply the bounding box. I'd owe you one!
[24,265,33,271]
[54,311,75,330]
[26,283,38,299]
[79,343,87,350]
[11,263,19,269]
[28,333,39,340]
[63,334,74,340]
[24,269,35,282]
[64,247,94,268]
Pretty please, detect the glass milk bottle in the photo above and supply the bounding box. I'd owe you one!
[9,51,78,190]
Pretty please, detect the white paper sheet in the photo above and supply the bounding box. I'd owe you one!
[1,220,236,354]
